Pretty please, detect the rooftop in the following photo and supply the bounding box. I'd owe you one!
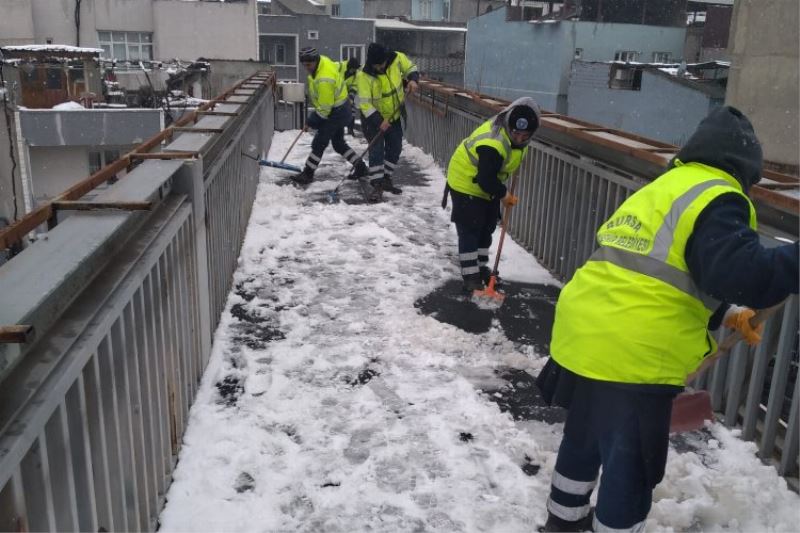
[374,19,468,33]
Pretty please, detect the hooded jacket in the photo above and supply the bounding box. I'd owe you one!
[679,107,798,312]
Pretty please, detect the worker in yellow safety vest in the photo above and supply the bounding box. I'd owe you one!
[444,97,541,291]
[341,57,360,136]
[535,106,799,532]
[292,47,367,185]
[355,42,419,202]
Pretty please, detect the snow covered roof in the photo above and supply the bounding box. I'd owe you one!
[273,0,324,15]
[1,44,103,55]
[373,19,467,33]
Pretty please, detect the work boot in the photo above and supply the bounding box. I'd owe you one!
[538,510,594,532]
[462,273,484,292]
[366,179,384,203]
[350,160,368,180]
[382,176,403,195]
[291,167,314,185]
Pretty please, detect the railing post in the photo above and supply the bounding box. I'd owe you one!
[170,161,212,364]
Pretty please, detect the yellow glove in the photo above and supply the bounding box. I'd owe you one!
[501,193,518,207]
[723,306,764,346]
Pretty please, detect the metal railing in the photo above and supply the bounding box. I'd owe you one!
[0,72,275,531]
[405,83,799,485]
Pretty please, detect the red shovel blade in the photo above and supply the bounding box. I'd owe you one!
[670,390,714,433]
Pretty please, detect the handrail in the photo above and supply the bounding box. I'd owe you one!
[414,78,800,221]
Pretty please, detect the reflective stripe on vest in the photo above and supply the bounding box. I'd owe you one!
[590,246,720,311]
[593,178,732,311]
[446,119,525,200]
[463,131,511,167]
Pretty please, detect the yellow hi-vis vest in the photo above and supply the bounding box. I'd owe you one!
[446,119,527,200]
[308,55,348,118]
[550,161,757,386]
[355,52,417,121]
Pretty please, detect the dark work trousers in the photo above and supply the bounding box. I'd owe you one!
[361,116,403,184]
[547,373,676,532]
[450,189,500,278]
[305,101,360,173]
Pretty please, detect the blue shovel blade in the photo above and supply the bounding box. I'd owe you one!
[259,160,303,172]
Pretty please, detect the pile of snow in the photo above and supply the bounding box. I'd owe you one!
[51,101,85,111]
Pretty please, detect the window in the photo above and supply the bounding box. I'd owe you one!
[274,44,286,65]
[613,50,639,62]
[46,68,64,89]
[341,45,364,64]
[307,30,319,40]
[443,0,449,20]
[609,66,642,90]
[419,0,432,19]
[652,51,672,63]
[331,3,340,16]
[98,31,153,62]
[258,2,271,14]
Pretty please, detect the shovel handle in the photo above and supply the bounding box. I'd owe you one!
[686,301,785,383]
[491,174,518,275]
[279,126,308,164]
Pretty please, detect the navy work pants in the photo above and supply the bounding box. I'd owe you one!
[362,117,403,183]
[305,101,359,172]
[547,374,675,531]
[450,190,500,277]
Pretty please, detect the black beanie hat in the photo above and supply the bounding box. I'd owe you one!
[347,57,361,70]
[508,105,539,133]
[366,43,388,66]
[299,47,320,62]
[675,106,763,191]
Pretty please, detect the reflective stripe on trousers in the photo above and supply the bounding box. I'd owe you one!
[547,470,596,522]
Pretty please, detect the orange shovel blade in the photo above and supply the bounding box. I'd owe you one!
[670,390,714,433]
[471,276,506,306]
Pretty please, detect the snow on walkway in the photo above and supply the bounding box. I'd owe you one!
[159,130,799,532]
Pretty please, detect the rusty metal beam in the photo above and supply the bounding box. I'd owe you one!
[52,201,153,211]
[0,326,34,344]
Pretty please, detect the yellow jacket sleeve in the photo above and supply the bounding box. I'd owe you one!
[355,71,379,118]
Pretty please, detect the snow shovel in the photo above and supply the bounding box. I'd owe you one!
[669,302,784,433]
[471,174,518,308]
[326,130,384,204]
[256,126,307,172]
[241,151,303,173]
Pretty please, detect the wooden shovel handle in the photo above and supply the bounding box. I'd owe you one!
[686,301,785,383]
[279,126,308,164]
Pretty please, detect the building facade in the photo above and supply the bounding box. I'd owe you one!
[0,0,259,62]
[568,61,726,146]
[464,6,687,112]
[725,0,799,173]
[257,13,374,80]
